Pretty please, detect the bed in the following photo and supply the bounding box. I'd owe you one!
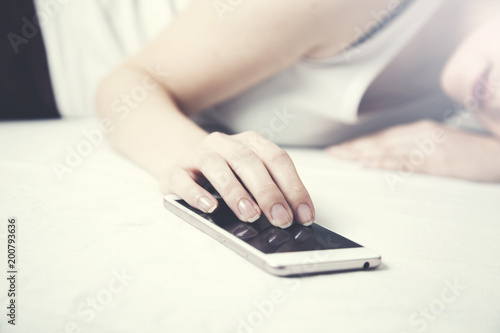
[0,118,499,333]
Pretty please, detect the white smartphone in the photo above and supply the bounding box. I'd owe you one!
[164,193,381,276]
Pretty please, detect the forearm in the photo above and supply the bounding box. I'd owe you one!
[95,0,406,179]
[96,65,208,179]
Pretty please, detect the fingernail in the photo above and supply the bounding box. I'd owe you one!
[297,204,314,225]
[271,204,293,228]
[238,199,260,222]
[198,196,216,213]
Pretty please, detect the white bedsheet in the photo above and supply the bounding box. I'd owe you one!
[0,118,499,333]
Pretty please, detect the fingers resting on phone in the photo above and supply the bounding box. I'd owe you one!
[161,131,315,228]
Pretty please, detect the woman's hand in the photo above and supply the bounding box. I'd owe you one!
[98,0,411,229]
[326,16,500,183]
[161,131,315,228]
[326,120,500,182]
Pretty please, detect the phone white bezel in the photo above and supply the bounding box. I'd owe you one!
[164,194,381,276]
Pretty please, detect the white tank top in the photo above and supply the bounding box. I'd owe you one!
[36,0,445,146]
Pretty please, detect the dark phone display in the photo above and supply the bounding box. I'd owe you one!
[177,198,361,254]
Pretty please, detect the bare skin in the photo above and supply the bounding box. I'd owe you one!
[97,0,397,228]
[328,1,500,182]
[327,120,500,182]
[97,0,500,230]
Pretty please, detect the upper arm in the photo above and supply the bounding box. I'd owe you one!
[128,0,393,115]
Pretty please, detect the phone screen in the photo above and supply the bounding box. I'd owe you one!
[177,197,361,254]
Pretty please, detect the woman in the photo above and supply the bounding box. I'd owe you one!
[97,0,448,229]
[329,11,500,184]
[2,0,499,227]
